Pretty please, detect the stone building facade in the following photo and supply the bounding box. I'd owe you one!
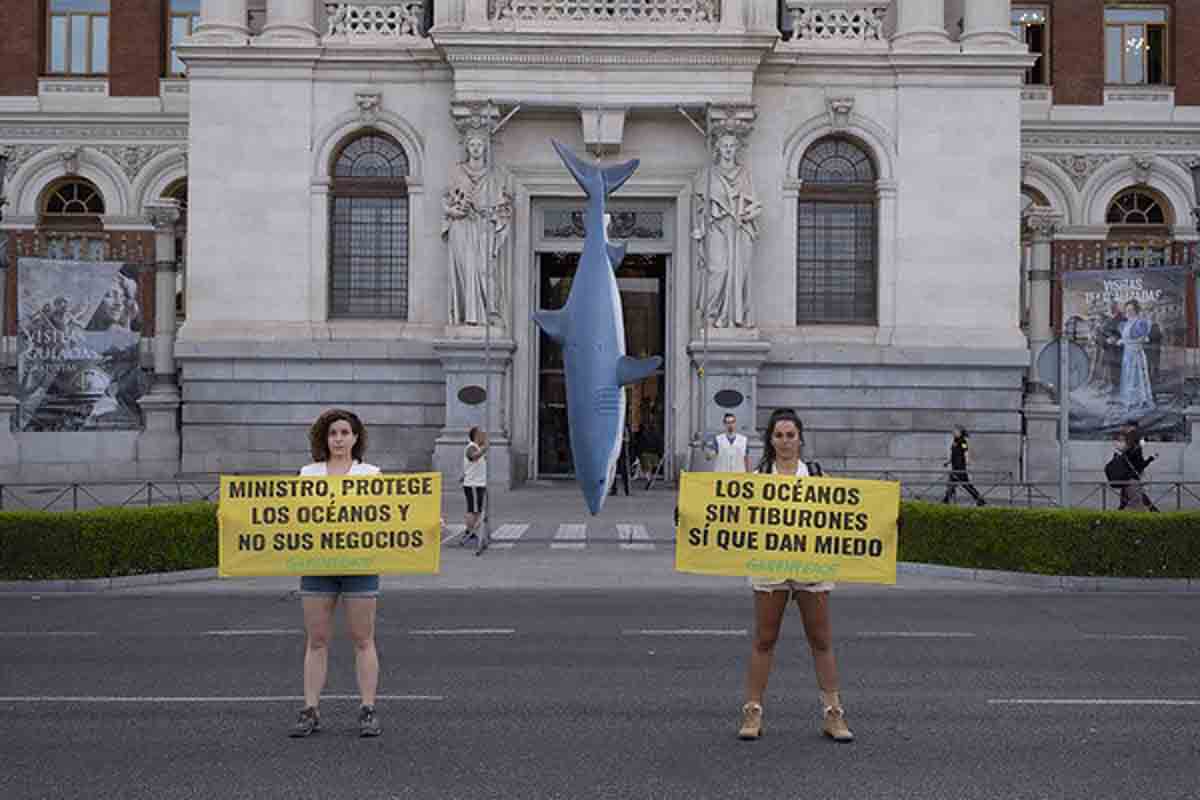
[0,0,1198,486]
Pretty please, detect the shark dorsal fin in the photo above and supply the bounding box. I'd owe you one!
[603,159,639,196]
[616,355,662,386]
[606,242,626,270]
[532,308,569,344]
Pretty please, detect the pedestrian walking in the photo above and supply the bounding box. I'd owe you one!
[942,426,986,507]
[1110,429,1158,512]
[610,424,631,496]
[710,412,751,473]
[291,408,383,739]
[738,408,853,743]
[462,426,488,542]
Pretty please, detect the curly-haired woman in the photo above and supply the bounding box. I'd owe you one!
[289,408,383,739]
[738,408,853,744]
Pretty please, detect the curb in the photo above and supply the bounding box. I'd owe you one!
[0,568,217,594]
[1,562,1196,594]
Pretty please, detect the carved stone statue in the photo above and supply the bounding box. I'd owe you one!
[442,130,513,326]
[694,132,761,328]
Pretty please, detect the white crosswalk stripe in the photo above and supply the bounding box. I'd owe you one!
[489,523,531,550]
[441,524,467,544]
[616,523,655,551]
[551,523,587,550]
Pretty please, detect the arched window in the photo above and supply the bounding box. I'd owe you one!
[163,178,188,318]
[329,132,410,318]
[796,137,878,324]
[39,178,107,260]
[1104,188,1172,269]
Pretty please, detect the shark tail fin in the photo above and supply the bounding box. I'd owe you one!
[602,159,639,196]
[616,355,662,386]
[532,308,568,344]
[607,242,626,270]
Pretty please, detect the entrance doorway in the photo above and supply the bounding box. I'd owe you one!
[536,252,667,478]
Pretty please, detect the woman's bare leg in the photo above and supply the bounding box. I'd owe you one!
[745,590,790,704]
[345,597,379,707]
[301,596,338,708]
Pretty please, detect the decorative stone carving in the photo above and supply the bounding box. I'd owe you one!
[0,144,52,178]
[355,90,382,123]
[1130,152,1156,186]
[58,146,81,176]
[789,4,888,42]
[694,107,761,329]
[94,145,174,181]
[325,2,426,38]
[494,0,719,26]
[1042,153,1120,191]
[1024,210,1059,241]
[443,104,513,328]
[1020,153,1033,183]
[826,96,854,131]
[145,201,181,232]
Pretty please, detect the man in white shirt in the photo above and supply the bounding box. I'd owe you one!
[711,412,750,473]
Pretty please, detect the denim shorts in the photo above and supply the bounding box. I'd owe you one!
[299,574,381,597]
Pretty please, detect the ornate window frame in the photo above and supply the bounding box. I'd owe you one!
[46,0,111,76]
[1104,4,1169,86]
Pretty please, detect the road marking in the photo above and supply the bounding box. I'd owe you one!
[856,631,977,639]
[623,629,747,636]
[0,632,98,637]
[551,523,587,550]
[489,523,531,550]
[989,699,1200,706]
[1081,633,1187,641]
[0,694,444,703]
[408,628,516,636]
[205,629,298,636]
[441,524,467,544]
[617,523,656,551]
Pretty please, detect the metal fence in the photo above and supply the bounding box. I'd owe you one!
[2,472,1198,513]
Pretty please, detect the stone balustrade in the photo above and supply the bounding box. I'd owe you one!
[786,1,889,45]
[492,0,720,28]
[324,2,428,39]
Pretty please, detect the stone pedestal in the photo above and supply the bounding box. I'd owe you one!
[687,334,771,468]
[1022,400,1060,483]
[136,393,182,477]
[433,335,516,489]
[0,394,19,477]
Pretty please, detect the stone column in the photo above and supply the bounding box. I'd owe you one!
[962,0,1020,49]
[1025,211,1059,393]
[146,202,181,394]
[260,0,320,44]
[891,0,952,49]
[0,254,16,477]
[432,337,517,488]
[193,0,251,43]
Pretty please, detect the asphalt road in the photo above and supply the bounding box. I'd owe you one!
[1,585,1198,800]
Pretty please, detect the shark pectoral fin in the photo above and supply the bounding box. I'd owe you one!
[616,355,662,386]
[607,242,626,270]
[602,159,640,196]
[552,140,594,195]
[532,308,568,343]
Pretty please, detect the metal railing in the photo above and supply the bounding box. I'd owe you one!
[0,480,220,513]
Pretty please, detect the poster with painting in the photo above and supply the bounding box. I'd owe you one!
[1062,267,1189,440]
[16,258,146,431]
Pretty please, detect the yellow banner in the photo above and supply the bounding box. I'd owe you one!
[218,473,442,577]
[675,472,899,585]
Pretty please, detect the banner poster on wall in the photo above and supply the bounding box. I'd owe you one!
[1062,266,1190,440]
[16,257,147,432]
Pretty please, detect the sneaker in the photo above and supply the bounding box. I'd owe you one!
[737,702,763,740]
[359,705,381,738]
[289,706,320,738]
[822,705,854,743]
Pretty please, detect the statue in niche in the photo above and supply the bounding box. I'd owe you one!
[693,132,762,328]
[442,130,513,326]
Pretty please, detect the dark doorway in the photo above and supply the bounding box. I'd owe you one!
[536,252,667,478]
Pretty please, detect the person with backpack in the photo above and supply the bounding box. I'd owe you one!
[1108,429,1158,512]
[941,427,986,507]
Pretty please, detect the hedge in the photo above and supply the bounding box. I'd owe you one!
[1,500,1198,581]
[0,503,217,580]
[898,502,1200,579]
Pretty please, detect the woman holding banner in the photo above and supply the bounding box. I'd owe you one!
[290,408,383,739]
[738,408,853,743]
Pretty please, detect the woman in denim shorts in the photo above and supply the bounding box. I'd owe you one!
[289,408,383,739]
[737,408,853,744]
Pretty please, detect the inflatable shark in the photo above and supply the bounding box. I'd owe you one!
[534,141,663,515]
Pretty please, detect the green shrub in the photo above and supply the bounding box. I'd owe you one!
[0,503,217,580]
[898,501,1200,578]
